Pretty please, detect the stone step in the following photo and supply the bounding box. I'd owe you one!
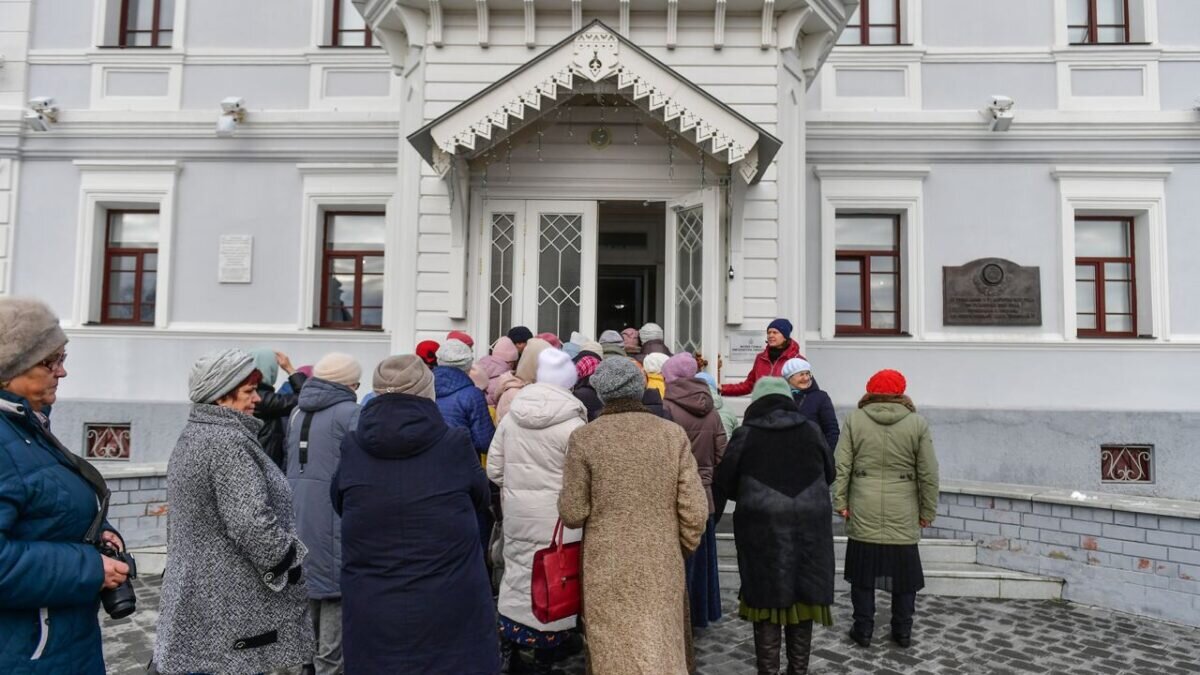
[128,546,167,577]
[715,534,978,565]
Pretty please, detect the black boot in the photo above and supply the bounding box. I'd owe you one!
[501,641,531,673]
[784,621,813,675]
[752,621,782,675]
[531,648,565,675]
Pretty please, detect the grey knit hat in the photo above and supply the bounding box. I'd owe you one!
[639,322,665,343]
[436,339,474,372]
[189,349,257,404]
[590,357,646,404]
[374,354,435,399]
[0,298,69,382]
[598,330,623,345]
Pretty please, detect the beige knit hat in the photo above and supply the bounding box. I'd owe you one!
[373,354,435,399]
[0,298,68,382]
[313,352,362,388]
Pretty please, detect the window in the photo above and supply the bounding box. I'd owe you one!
[1075,217,1136,337]
[118,0,174,47]
[1068,0,1130,44]
[101,210,159,325]
[835,214,901,335]
[330,0,374,47]
[838,0,901,46]
[321,212,384,330]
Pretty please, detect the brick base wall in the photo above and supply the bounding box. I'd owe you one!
[107,475,168,549]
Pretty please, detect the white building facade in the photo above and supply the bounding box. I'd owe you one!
[2,0,1199,503]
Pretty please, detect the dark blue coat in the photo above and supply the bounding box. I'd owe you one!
[792,380,840,451]
[434,366,495,457]
[333,393,499,674]
[0,393,107,674]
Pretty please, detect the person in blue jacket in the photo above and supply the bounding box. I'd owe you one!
[433,339,496,462]
[783,358,841,452]
[0,298,129,674]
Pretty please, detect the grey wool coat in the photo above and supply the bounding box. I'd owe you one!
[284,377,358,599]
[154,404,314,675]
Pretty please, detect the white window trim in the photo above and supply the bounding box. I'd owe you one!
[1051,0,1160,111]
[818,61,922,112]
[1052,0,1158,48]
[92,0,189,50]
[814,165,929,341]
[88,63,184,111]
[307,64,401,110]
[298,164,396,333]
[71,160,180,329]
[1053,165,1171,342]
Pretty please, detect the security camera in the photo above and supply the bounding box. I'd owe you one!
[220,97,245,114]
[983,94,1015,132]
[24,112,51,132]
[24,97,58,131]
[29,97,57,113]
[216,97,245,137]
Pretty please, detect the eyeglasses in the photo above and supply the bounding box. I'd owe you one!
[37,351,67,372]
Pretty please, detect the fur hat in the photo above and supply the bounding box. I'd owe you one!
[661,353,699,384]
[866,369,907,395]
[507,326,534,345]
[767,318,794,341]
[189,349,257,404]
[643,352,669,375]
[313,352,363,387]
[374,354,435,399]
[781,358,813,381]
[751,377,794,402]
[436,339,475,372]
[446,330,474,348]
[0,298,69,382]
[590,357,646,404]
[537,348,578,390]
[638,322,665,343]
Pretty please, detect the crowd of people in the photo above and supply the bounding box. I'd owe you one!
[0,296,940,675]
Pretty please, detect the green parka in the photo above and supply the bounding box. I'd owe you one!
[832,395,939,545]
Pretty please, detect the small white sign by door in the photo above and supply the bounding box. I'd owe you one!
[218,235,253,284]
[728,330,765,361]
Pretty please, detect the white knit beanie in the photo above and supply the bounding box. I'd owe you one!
[436,339,475,372]
[536,348,578,390]
[781,358,813,380]
[643,352,669,374]
[639,322,665,343]
[314,352,363,387]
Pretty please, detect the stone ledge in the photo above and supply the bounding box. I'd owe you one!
[94,462,168,480]
[942,479,1200,520]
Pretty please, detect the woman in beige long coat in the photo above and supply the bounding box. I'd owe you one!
[559,357,709,675]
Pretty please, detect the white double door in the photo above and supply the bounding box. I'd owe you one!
[478,189,720,367]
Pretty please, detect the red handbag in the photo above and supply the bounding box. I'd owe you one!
[530,519,581,623]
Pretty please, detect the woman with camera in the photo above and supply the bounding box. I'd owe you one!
[154,348,313,674]
[0,298,129,673]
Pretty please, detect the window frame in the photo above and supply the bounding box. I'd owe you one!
[329,0,375,48]
[100,209,160,326]
[319,210,386,331]
[1068,0,1132,45]
[1074,216,1137,338]
[841,0,902,46]
[834,214,903,336]
[117,0,174,49]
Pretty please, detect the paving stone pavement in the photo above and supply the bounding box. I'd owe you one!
[103,577,1200,674]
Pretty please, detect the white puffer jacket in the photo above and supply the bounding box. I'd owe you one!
[486,382,587,631]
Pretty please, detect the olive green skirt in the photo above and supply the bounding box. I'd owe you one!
[738,600,834,626]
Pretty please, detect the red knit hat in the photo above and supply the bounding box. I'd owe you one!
[446,331,474,348]
[866,369,907,395]
[415,340,440,368]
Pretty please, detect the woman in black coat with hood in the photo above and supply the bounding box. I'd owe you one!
[332,355,499,674]
[714,377,834,675]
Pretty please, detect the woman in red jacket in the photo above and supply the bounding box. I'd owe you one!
[720,319,804,397]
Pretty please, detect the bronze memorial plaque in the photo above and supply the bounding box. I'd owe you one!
[943,257,1041,326]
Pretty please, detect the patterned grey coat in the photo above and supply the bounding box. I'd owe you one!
[154,404,313,675]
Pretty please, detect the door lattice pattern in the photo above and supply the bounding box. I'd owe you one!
[489,213,516,345]
[537,213,583,339]
[675,206,704,354]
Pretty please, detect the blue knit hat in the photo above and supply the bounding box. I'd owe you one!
[767,318,793,340]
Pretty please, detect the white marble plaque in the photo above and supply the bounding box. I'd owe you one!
[218,235,253,284]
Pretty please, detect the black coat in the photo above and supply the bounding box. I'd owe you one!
[332,394,498,675]
[642,387,674,421]
[791,379,840,451]
[254,372,308,469]
[714,394,835,609]
[573,376,603,422]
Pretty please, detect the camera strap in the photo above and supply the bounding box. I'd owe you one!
[298,412,314,474]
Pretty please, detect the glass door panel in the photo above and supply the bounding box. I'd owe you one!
[665,188,720,373]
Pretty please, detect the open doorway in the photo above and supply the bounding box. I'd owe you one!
[596,201,665,334]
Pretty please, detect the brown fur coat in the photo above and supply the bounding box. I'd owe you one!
[559,399,709,675]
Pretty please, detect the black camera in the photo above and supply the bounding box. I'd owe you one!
[98,543,138,620]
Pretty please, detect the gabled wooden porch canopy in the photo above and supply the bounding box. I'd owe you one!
[407,20,782,185]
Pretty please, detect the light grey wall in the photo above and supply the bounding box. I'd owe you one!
[922,64,1058,110]
[29,0,94,49]
[11,161,82,317]
[1165,165,1200,335]
[1157,0,1200,46]
[169,162,304,324]
[181,66,312,110]
[922,0,1055,47]
[25,65,93,109]
[185,0,315,49]
[1159,62,1200,111]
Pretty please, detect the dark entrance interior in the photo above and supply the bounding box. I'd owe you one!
[596,201,665,334]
